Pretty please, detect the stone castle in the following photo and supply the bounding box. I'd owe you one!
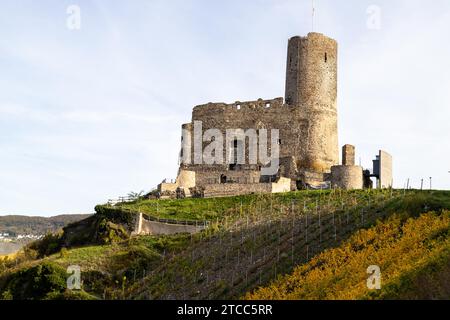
[157,33,392,199]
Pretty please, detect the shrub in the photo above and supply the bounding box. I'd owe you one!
[96,219,129,244]
[27,233,63,258]
[1,262,67,300]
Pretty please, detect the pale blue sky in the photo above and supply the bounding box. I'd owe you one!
[1,0,449,216]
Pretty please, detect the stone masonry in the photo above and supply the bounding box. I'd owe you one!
[178,33,339,193]
[156,33,393,196]
[342,144,356,166]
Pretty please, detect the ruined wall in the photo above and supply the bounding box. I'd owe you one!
[180,97,309,184]
[279,156,298,180]
[180,123,193,165]
[379,150,393,189]
[189,168,261,186]
[176,170,196,189]
[342,144,355,166]
[190,97,298,161]
[203,177,291,198]
[271,177,292,193]
[204,183,272,198]
[300,170,328,187]
[331,165,363,190]
[181,98,312,181]
[177,33,340,189]
[158,182,178,193]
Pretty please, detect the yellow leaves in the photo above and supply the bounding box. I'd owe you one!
[246,211,450,300]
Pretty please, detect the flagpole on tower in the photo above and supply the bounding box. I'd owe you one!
[312,0,315,32]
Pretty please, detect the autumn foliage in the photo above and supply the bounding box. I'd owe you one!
[246,210,450,300]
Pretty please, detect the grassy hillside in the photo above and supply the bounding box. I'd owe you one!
[0,190,449,300]
[113,194,287,221]
[0,234,193,299]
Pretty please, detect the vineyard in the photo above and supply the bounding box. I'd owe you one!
[246,210,450,300]
[125,189,411,299]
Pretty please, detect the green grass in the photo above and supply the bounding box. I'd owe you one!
[114,194,261,221]
[116,189,396,222]
[50,245,116,270]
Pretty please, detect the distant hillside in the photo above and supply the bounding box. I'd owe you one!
[0,214,92,236]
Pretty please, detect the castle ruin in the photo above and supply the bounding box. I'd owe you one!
[157,33,392,198]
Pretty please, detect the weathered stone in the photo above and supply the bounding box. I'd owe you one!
[342,144,355,166]
[331,165,364,190]
[155,33,393,197]
[379,150,393,189]
[178,33,339,191]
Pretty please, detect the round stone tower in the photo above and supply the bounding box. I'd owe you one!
[285,32,339,173]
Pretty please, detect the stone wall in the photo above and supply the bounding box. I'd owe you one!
[157,170,196,198]
[203,177,292,198]
[176,170,196,189]
[331,165,363,190]
[379,150,393,189]
[158,182,178,193]
[162,33,395,197]
[132,213,205,236]
[299,170,328,187]
[203,183,272,198]
[187,97,295,163]
[195,169,261,186]
[178,33,339,190]
[279,156,298,179]
[271,177,292,193]
[342,144,355,166]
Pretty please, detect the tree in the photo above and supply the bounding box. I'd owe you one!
[127,190,145,202]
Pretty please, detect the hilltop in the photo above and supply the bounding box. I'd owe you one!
[0,190,449,300]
